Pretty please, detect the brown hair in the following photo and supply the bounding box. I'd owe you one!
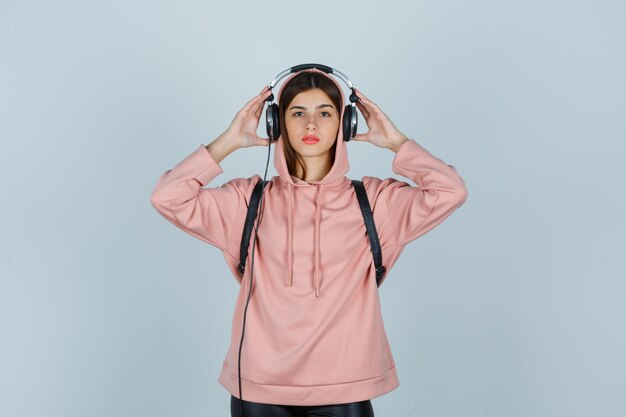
[278,71,343,181]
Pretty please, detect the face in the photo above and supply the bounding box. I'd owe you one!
[284,88,340,161]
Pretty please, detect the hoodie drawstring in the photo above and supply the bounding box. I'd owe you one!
[285,182,324,298]
[314,185,323,297]
[287,184,294,287]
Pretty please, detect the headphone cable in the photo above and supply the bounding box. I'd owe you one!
[237,134,273,417]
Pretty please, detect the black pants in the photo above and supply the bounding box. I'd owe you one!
[231,394,376,417]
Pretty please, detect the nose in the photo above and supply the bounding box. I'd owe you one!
[306,117,317,130]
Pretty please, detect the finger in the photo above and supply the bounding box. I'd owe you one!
[243,94,268,116]
[254,98,267,118]
[360,99,380,116]
[355,89,378,110]
[354,88,370,102]
[254,90,271,115]
[253,87,272,103]
[355,99,370,119]
[244,87,272,111]
[358,95,377,109]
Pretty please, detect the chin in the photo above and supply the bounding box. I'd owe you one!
[288,135,336,157]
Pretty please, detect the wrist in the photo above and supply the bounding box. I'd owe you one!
[206,133,239,163]
[389,136,409,153]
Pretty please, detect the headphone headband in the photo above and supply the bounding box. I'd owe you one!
[267,63,356,102]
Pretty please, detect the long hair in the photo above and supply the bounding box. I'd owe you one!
[278,72,343,181]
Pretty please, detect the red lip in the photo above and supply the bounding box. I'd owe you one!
[302,135,320,142]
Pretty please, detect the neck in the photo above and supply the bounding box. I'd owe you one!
[294,154,333,182]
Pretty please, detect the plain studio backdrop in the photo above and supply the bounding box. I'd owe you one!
[1,1,624,416]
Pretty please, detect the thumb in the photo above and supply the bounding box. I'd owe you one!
[352,133,368,142]
[257,136,270,146]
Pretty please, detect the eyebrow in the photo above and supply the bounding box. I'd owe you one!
[288,104,335,111]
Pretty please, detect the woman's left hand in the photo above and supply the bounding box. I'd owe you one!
[352,89,409,152]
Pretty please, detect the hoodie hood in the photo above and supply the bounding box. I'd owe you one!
[272,68,351,298]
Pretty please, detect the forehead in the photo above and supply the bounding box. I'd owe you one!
[291,88,333,103]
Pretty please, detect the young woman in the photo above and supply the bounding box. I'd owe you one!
[150,67,468,417]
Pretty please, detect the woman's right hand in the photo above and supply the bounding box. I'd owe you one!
[220,86,273,149]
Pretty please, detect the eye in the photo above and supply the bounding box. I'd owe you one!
[321,111,332,117]
[292,111,303,117]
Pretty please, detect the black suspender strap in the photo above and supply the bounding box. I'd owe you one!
[351,179,387,287]
[238,179,386,288]
[237,179,268,275]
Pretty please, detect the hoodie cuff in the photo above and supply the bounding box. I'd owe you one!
[391,139,429,174]
[189,144,224,185]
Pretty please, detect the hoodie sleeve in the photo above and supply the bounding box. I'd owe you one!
[379,138,468,246]
[150,144,259,251]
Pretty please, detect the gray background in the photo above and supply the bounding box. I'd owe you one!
[1,1,624,416]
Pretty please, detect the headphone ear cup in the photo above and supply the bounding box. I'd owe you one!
[266,103,280,141]
[342,105,353,141]
[351,104,358,139]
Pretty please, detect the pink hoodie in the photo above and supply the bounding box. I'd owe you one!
[150,69,468,406]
